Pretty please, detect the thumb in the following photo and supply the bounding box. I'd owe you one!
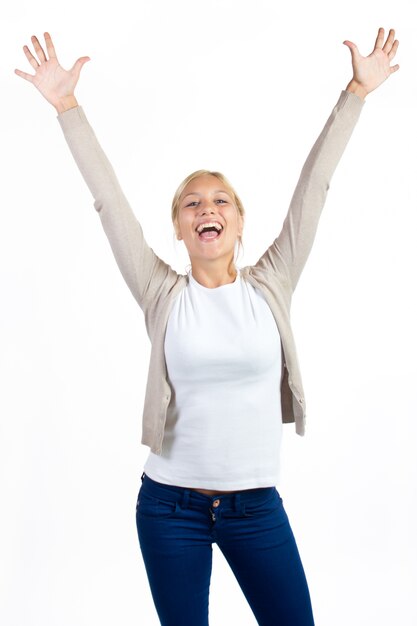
[343,40,359,61]
[71,56,91,76]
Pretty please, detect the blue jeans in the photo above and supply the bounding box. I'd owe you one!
[136,472,315,625]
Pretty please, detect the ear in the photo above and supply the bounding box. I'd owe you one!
[237,213,244,238]
[174,219,182,240]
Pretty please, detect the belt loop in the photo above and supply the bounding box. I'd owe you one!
[141,471,145,483]
[234,493,242,513]
[181,488,190,510]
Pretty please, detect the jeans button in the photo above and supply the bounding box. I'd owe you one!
[212,499,220,508]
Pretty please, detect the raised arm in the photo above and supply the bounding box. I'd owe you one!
[255,27,399,291]
[15,32,178,309]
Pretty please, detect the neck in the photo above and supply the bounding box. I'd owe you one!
[190,258,238,289]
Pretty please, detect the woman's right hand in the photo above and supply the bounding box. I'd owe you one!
[14,32,90,113]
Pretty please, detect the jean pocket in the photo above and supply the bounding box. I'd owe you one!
[136,490,181,519]
[231,489,282,518]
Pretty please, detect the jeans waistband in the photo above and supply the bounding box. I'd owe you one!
[140,471,276,512]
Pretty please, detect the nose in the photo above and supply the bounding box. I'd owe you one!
[199,201,216,216]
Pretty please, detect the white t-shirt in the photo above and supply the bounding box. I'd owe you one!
[143,268,283,490]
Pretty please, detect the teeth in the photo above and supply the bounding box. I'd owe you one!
[196,221,223,233]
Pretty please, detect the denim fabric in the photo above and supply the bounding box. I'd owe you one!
[136,472,315,626]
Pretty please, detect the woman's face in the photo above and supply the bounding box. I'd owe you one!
[175,174,243,267]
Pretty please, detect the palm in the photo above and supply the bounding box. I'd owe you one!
[355,49,392,90]
[31,57,78,101]
[15,32,90,107]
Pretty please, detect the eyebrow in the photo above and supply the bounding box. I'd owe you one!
[182,189,231,200]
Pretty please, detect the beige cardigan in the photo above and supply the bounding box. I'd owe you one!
[57,90,364,455]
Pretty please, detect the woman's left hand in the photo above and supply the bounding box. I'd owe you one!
[343,27,400,99]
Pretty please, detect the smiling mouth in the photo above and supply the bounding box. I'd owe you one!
[197,227,223,241]
[196,223,224,241]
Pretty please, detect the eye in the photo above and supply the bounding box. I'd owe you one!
[186,201,199,207]
[215,199,227,204]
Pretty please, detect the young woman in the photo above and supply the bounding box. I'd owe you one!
[15,28,399,626]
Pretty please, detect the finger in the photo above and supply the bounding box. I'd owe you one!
[31,35,47,63]
[388,39,399,61]
[382,28,395,53]
[374,27,385,49]
[44,32,57,59]
[390,64,400,74]
[23,45,40,70]
[343,40,361,61]
[14,68,34,83]
[71,56,91,76]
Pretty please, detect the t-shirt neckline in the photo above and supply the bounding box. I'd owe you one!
[189,268,240,291]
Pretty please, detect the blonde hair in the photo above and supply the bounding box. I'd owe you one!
[171,169,245,261]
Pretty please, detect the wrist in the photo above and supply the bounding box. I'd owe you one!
[345,79,368,101]
[54,95,79,113]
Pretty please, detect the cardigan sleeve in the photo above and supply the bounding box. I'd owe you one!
[253,89,365,291]
[57,106,178,309]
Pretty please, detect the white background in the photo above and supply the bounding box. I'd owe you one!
[1,1,416,624]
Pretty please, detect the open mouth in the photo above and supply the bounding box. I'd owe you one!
[196,223,223,241]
